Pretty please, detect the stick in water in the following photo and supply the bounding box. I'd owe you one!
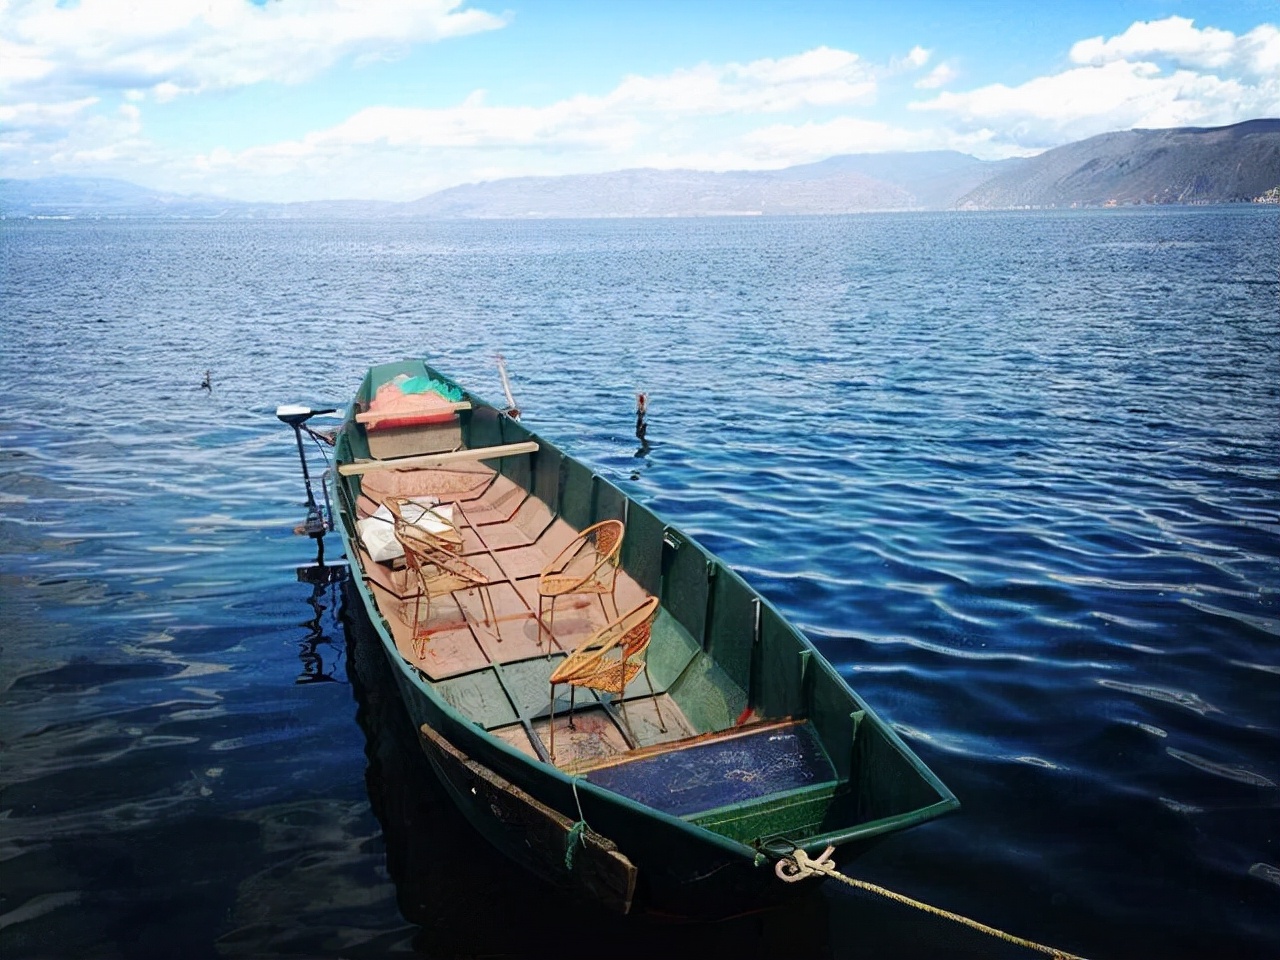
[496,354,520,419]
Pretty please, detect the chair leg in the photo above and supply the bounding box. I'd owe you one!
[617,685,632,740]
[481,586,500,642]
[405,578,422,636]
[548,682,556,761]
[546,596,558,659]
[645,663,666,733]
[471,583,497,637]
[413,594,433,661]
[408,592,421,639]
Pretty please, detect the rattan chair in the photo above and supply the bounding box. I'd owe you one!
[547,595,664,760]
[394,515,497,658]
[536,518,624,650]
[384,495,464,554]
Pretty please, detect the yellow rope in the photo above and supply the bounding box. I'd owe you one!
[777,847,1088,960]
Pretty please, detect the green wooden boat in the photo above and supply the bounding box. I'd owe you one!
[282,358,957,919]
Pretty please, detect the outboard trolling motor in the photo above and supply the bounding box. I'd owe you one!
[276,404,338,540]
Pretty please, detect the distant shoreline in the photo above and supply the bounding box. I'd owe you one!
[4,120,1279,220]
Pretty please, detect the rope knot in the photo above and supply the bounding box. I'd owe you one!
[775,844,837,882]
[565,820,586,871]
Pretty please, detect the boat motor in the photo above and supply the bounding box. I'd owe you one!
[276,404,338,540]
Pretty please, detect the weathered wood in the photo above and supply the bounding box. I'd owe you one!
[569,717,802,774]
[338,441,539,476]
[419,722,637,914]
[581,720,834,818]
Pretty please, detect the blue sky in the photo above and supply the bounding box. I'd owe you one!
[2,0,1277,201]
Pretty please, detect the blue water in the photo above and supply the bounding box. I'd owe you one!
[1,208,1277,958]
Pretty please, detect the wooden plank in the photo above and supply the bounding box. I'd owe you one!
[570,718,803,774]
[419,722,637,914]
[338,441,539,476]
[355,400,472,426]
[581,720,833,818]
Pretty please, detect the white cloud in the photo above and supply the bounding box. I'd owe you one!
[741,116,935,162]
[187,46,882,195]
[913,18,1280,150]
[0,95,98,128]
[3,9,1277,200]
[915,63,957,89]
[0,0,508,101]
[608,47,876,115]
[0,95,146,171]
[0,35,54,85]
[893,45,930,71]
[0,0,510,190]
[1069,16,1279,77]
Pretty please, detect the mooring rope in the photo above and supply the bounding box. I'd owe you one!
[776,846,1087,960]
[564,777,589,871]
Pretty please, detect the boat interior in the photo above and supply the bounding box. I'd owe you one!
[335,360,951,847]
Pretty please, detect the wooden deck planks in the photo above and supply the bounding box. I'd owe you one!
[357,459,695,769]
[457,473,527,525]
[359,463,494,505]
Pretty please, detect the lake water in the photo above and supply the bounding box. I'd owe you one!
[1,208,1277,959]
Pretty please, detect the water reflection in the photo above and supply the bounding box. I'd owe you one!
[294,548,349,686]
[631,391,652,480]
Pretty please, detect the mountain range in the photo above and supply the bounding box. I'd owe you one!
[3,120,1277,220]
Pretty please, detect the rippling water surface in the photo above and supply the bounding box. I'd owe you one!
[2,208,1278,959]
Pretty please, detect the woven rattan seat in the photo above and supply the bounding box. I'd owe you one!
[536,518,624,649]
[547,596,664,760]
[394,508,497,657]
[384,494,464,554]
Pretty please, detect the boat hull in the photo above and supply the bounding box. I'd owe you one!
[324,358,958,920]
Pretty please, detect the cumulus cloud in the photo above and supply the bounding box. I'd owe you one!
[915,63,957,90]
[741,116,935,162]
[0,95,145,169]
[913,17,1280,150]
[191,46,881,187]
[0,96,98,129]
[0,35,54,85]
[3,8,1277,199]
[0,0,507,185]
[607,47,876,115]
[891,46,930,72]
[0,0,507,101]
[1070,16,1279,77]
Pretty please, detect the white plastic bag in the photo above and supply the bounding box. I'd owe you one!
[357,504,402,562]
[356,498,450,563]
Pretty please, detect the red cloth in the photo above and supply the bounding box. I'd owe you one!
[358,382,457,430]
